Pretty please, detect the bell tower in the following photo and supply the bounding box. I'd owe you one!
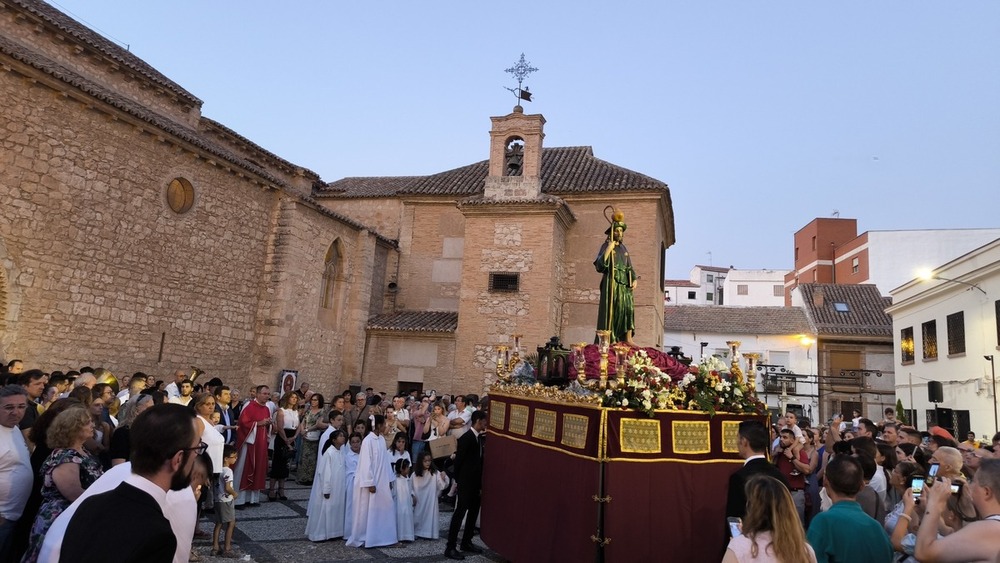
[484,106,545,200]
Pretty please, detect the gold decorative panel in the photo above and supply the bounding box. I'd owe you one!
[509,405,529,435]
[620,419,661,453]
[561,414,589,449]
[490,401,506,430]
[672,421,711,454]
[532,409,557,442]
[721,421,741,453]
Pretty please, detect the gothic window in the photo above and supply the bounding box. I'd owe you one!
[321,239,343,309]
[504,137,524,177]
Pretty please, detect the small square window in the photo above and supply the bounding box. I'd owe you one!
[833,302,849,312]
[489,272,519,292]
[687,291,696,300]
[706,292,714,302]
[773,285,783,297]
[737,284,748,295]
[852,257,859,274]
[707,274,714,283]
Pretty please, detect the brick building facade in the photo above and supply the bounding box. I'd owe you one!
[1,0,675,395]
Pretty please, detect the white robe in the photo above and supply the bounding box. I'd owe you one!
[305,444,346,541]
[345,433,397,548]
[306,431,333,517]
[392,475,415,542]
[344,449,359,535]
[412,469,449,539]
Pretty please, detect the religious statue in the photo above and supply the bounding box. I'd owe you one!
[594,208,637,344]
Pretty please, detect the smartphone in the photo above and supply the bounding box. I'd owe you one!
[911,476,926,500]
[927,463,940,483]
[951,481,963,495]
[727,517,742,537]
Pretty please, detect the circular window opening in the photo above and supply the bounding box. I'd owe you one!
[166,177,194,214]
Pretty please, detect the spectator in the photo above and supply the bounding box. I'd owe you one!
[297,393,328,486]
[960,443,992,479]
[806,455,893,563]
[726,420,788,519]
[0,386,32,561]
[164,369,187,400]
[22,406,104,562]
[914,458,1000,562]
[773,428,809,525]
[881,422,899,447]
[16,370,47,441]
[109,394,154,466]
[856,418,877,439]
[722,475,816,563]
[169,379,195,407]
[269,392,300,499]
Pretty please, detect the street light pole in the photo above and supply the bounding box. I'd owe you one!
[987,355,997,435]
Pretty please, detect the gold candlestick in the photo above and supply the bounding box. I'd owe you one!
[572,342,588,384]
[743,353,760,390]
[596,331,611,388]
[613,343,630,386]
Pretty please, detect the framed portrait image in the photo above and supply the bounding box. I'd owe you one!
[278,369,298,399]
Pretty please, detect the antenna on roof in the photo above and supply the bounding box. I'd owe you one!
[832,209,840,218]
[504,53,538,106]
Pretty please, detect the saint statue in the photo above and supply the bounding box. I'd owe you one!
[594,209,637,344]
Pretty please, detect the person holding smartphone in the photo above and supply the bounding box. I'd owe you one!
[773,429,810,525]
[912,459,1000,563]
[722,475,816,563]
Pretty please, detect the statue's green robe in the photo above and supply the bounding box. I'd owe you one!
[594,239,635,343]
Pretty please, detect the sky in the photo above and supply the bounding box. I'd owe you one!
[47,1,1000,279]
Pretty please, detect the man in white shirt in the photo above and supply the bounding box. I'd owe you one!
[117,375,147,404]
[0,385,32,562]
[164,369,187,400]
[448,395,472,438]
[168,379,194,407]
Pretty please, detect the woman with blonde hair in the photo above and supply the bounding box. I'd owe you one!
[723,475,816,563]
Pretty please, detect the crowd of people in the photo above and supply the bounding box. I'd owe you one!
[724,407,1000,563]
[0,360,489,562]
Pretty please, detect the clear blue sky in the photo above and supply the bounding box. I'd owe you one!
[49,1,1000,279]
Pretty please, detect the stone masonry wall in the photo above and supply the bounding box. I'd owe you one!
[0,66,277,383]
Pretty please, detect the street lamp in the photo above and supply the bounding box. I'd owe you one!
[917,270,987,295]
[987,355,997,435]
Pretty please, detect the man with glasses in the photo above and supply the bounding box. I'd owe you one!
[56,403,202,562]
[959,444,992,478]
[914,458,1000,562]
[0,386,31,562]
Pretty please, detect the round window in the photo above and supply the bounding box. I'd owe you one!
[166,177,194,214]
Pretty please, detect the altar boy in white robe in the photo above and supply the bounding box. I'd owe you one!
[346,415,398,548]
[306,430,347,541]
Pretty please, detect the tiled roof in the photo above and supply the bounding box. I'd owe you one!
[366,311,458,333]
[664,279,699,287]
[202,118,321,181]
[9,0,200,107]
[796,284,892,337]
[317,146,669,199]
[694,265,730,273]
[664,306,813,335]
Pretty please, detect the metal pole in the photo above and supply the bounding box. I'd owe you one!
[988,356,997,435]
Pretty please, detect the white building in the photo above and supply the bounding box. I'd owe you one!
[723,269,790,307]
[664,306,819,424]
[887,238,1000,441]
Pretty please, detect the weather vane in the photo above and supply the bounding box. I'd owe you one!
[504,53,537,103]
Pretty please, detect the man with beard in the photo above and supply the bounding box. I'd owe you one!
[56,403,201,562]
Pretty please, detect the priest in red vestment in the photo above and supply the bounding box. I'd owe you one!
[233,384,273,507]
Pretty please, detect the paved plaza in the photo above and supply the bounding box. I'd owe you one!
[189,478,502,563]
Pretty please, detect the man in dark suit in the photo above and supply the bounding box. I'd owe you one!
[444,410,487,560]
[725,419,789,518]
[214,385,237,444]
[60,403,202,562]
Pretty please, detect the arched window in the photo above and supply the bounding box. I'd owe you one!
[321,239,342,309]
[504,137,525,177]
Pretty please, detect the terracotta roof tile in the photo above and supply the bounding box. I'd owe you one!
[9,0,200,106]
[367,311,458,333]
[664,279,699,287]
[317,146,669,199]
[796,284,892,337]
[664,306,814,335]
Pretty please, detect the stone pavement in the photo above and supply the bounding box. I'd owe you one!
[188,479,503,563]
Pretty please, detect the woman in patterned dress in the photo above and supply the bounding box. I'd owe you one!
[297,393,328,485]
[21,407,103,563]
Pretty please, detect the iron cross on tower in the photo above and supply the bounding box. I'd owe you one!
[504,53,537,104]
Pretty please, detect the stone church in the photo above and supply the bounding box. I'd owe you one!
[0,0,676,394]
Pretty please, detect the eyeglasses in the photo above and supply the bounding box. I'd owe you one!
[178,442,208,456]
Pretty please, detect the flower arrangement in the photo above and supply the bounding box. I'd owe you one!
[600,352,766,417]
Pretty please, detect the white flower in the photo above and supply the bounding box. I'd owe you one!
[605,389,613,396]
[642,389,652,399]
[621,398,629,407]
[642,400,652,410]
[734,388,743,397]
[715,383,724,392]
[720,397,726,404]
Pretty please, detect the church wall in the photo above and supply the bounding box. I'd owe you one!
[0,65,278,382]
[247,199,385,394]
[396,201,464,312]
[318,197,403,241]
[362,332,457,395]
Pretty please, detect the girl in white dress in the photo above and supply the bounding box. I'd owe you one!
[391,459,416,542]
[388,432,411,470]
[343,431,362,539]
[411,450,449,539]
[305,430,347,541]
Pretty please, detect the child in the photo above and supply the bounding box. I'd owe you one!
[212,445,238,558]
[388,431,411,469]
[411,450,449,539]
[343,432,362,537]
[391,458,416,542]
[306,430,348,541]
[211,411,225,434]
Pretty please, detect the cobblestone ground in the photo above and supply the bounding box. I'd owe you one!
[189,477,503,563]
